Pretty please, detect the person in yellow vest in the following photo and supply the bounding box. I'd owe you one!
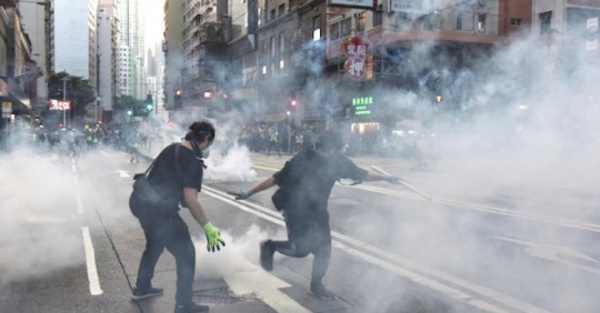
[266,128,281,157]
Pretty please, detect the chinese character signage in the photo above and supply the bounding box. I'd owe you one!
[352,96,374,115]
[48,99,72,111]
[390,0,430,14]
[342,37,369,81]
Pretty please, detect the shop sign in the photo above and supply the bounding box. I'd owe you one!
[48,99,72,111]
[2,102,11,118]
[342,37,369,81]
[330,0,377,9]
[352,96,374,115]
[390,0,430,14]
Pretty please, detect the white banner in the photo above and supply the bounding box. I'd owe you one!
[390,0,429,14]
[330,0,376,9]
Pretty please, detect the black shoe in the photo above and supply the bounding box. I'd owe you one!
[131,286,164,300]
[174,302,209,313]
[310,283,336,301]
[259,240,275,272]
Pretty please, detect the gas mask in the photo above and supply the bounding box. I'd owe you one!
[190,138,211,159]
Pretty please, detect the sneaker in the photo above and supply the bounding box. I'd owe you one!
[310,283,336,301]
[259,240,275,272]
[131,286,164,300]
[174,302,209,313]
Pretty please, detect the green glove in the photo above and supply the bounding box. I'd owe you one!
[203,222,225,252]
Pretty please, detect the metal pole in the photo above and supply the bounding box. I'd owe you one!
[62,77,67,127]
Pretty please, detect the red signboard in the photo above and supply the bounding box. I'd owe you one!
[48,99,72,111]
[342,37,369,81]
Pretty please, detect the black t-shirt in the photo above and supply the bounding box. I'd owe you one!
[147,143,204,213]
[272,150,367,214]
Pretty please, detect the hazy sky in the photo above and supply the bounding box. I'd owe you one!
[144,0,165,54]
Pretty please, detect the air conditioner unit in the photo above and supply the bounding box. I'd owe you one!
[199,22,225,43]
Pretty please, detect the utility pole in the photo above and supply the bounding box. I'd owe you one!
[62,77,68,127]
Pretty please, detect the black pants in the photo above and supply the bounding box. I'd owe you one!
[267,141,281,156]
[272,210,331,285]
[132,202,195,305]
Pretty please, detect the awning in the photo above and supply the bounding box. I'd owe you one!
[7,79,31,114]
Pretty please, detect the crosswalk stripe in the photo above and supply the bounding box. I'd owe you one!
[223,262,311,313]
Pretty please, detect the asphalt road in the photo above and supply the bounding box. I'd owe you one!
[1,146,599,313]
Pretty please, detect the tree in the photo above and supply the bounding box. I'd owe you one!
[48,72,96,118]
[115,95,145,117]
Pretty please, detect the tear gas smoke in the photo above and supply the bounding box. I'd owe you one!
[0,147,84,284]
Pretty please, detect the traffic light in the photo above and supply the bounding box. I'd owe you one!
[289,99,297,107]
[127,110,133,116]
[145,94,153,112]
[174,89,182,109]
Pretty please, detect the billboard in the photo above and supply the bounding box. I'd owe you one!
[390,0,430,14]
[330,0,377,9]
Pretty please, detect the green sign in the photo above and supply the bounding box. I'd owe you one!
[352,96,373,115]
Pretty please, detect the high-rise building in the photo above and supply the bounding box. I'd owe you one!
[18,0,50,109]
[51,0,98,89]
[163,0,184,111]
[98,0,118,121]
[115,0,145,98]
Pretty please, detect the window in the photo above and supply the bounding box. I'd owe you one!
[373,5,383,27]
[357,12,366,32]
[540,11,552,35]
[313,15,321,40]
[456,12,463,31]
[279,32,285,69]
[278,4,285,17]
[329,22,340,41]
[341,18,352,38]
[270,36,276,73]
[510,18,522,26]
[270,9,276,21]
[477,14,487,32]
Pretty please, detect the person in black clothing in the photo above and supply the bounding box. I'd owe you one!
[230,130,400,300]
[129,121,225,313]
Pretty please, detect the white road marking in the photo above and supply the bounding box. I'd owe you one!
[223,262,311,313]
[116,170,132,178]
[203,186,551,313]
[496,236,600,276]
[81,227,103,296]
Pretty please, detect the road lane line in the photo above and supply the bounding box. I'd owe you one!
[223,262,311,313]
[203,186,549,313]
[250,164,600,233]
[81,227,103,296]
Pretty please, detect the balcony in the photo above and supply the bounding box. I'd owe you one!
[327,10,504,60]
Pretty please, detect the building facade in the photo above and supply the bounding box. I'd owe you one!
[18,0,50,110]
[51,0,98,89]
[98,0,118,122]
[163,0,184,111]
